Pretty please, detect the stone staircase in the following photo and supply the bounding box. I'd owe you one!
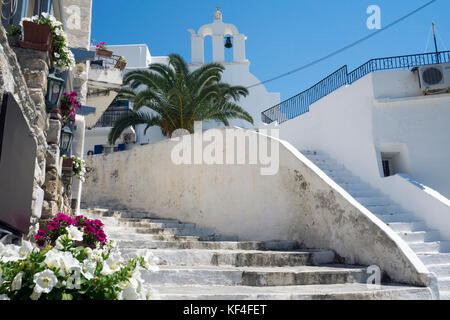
[80,206,432,300]
[302,150,450,300]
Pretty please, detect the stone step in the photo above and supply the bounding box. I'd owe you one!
[338,183,373,192]
[116,240,300,251]
[375,213,415,223]
[418,253,450,265]
[108,233,201,242]
[141,265,369,286]
[409,242,441,254]
[348,189,381,198]
[365,204,403,214]
[355,197,392,206]
[427,264,450,278]
[397,230,440,243]
[386,221,427,232]
[153,283,432,300]
[329,176,361,184]
[440,291,450,300]
[122,249,336,267]
[437,278,450,292]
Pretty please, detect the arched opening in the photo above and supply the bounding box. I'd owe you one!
[224,34,234,63]
[204,35,213,63]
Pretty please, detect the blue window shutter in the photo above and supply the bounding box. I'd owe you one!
[34,0,53,15]
[94,145,104,155]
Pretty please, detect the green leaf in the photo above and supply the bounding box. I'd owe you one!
[62,293,73,300]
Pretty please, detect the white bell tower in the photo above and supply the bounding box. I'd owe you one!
[188,8,280,129]
[188,7,247,65]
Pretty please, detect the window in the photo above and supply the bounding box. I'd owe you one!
[378,143,410,178]
[382,159,391,177]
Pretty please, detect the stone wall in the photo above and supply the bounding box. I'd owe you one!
[0,23,71,240]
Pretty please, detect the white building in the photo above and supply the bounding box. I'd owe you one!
[188,8,280,130]
[262,52,450,298]
[84,8,280,152]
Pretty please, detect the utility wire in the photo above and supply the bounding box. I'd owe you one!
[247,0,438,89]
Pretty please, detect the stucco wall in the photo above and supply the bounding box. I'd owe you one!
[278,71,450,240]
[82,128,432,287]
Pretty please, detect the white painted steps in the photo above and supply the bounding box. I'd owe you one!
[302,150,450,300]
[79,206,431,300]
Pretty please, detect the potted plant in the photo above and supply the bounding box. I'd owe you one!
[6,25,22,47]
[62,156,74,173]
[19,20,53,52]
[20,13,75,71]
[59,91,82,125]
[62,155,86,182]
[115,56,127,70]
[0,215,159,300]
[96,41,113,58]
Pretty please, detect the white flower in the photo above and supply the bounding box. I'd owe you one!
[0,244,20,263]
[59,251,81,276]
[54,52,60,59]
[100,252,122,275]
[33,270,58,294]
[30,288,41,300]
[0,294,10,300]
[81,259,97,280]
[66,268,81,290]
[44,248,63,270]
[67,225,83,241]
[118,284,140,300]
[11,272,23,291]
[18,241,34,259]
[136,249,160,271]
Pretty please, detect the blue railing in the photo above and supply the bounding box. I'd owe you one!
[261,51,450,124]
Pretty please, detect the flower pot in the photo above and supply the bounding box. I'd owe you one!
[62,158,74,172]
[115,60,127,70]
[19,21,53,52]
[96,48,113,58]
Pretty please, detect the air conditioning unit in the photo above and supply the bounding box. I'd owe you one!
[418,62,450,92]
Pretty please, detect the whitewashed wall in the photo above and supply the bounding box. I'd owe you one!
[82,128,434,287]
[278,70,450,239]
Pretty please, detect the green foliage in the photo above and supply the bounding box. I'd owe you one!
[6,25,22,36]
[108,53,253,145]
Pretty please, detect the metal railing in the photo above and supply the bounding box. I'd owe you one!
[261,50,450,124]
[94,108,131,128]
[90,54,125,70]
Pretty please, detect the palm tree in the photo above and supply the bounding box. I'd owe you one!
[108,54,253,145]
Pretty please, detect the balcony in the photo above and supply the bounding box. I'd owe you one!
[85,53,125,128]
[94,107,131,128]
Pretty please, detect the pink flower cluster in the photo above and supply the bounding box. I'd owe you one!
[96,41,106,49]
[36,212,107,247]
[60,91,82,124]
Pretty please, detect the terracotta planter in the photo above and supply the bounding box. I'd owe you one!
[19,21,53,52]
[62,158,74,172]
[115,60,127,70]
[96,48,113,58]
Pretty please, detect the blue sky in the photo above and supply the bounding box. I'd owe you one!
[92,0,449,101]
